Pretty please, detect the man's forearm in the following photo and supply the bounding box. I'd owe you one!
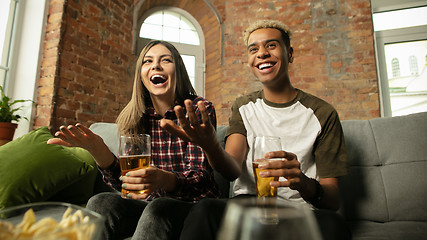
[204,140,242,181]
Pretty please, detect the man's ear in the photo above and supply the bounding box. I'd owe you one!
[289,47,294,63]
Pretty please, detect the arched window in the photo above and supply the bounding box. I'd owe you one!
[408,55,418,75]
[137,8,205,96]
[391,58,400,77]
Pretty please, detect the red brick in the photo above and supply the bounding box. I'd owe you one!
[35,0,379,131]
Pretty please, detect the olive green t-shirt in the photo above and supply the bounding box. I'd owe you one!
[227,89,348,201]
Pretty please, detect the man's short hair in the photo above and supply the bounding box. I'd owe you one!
[243,19,292,48]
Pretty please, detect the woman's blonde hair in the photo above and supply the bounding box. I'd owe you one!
[243,19,292,47]
[116,40,196,135]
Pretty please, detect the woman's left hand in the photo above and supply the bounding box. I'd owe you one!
[160,99,217,151]
[120,167,176,200]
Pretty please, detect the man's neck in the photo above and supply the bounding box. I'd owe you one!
[263,85,298,104]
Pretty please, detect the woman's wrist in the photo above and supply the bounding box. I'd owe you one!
[161,170,178,193]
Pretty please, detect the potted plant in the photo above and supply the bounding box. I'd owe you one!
[0,86,32,145]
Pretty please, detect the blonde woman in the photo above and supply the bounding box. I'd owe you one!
[48,40,219,239]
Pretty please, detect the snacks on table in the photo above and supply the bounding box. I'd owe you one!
[0,207,96,240]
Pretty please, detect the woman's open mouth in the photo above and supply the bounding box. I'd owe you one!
[150,74,167,86]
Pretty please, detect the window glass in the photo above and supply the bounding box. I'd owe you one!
[181,55,196,87]
[180,18,193,30]
[0,1,12,56]
[373,6,427,31]
[139,10,200,45]
[373,3,427,117]
[384,40,427,116]
[163,26,179,43]
[180,29,199,45]
[0,0,15,87]
[140,23,162,40]
[144,13,162,25]
[163,12,180,28]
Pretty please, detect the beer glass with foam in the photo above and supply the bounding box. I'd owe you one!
[118,134,151,198]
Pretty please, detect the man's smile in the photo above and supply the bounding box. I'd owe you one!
[257,62,275,70]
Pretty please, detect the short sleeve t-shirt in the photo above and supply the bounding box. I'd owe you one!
[226,89,348,202]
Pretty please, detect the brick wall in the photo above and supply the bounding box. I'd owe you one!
[218,0,379,122]
[36,0,379,131]
[37,0,135,131]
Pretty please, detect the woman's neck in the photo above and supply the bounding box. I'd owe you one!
[151,95,175,116]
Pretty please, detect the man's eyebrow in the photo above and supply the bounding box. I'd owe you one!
[247,38,281,50]
[266,39,281,44]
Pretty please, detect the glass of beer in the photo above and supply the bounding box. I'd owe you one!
[252,136,282,198]
[118,134,151,198]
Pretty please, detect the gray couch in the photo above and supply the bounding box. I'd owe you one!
[90,111,427,240]
[338,111,427,240]
[213,112,427,240]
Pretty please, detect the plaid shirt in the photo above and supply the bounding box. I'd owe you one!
[100,97,220,202]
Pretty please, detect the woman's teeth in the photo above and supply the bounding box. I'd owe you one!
[150,74,167,84]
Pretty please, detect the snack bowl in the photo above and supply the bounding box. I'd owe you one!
[0,202,105,240]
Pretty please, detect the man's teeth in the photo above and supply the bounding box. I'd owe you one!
[258,63,273,70]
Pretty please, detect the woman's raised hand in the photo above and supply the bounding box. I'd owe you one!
[160,99,217,150]
[47,123,114,169]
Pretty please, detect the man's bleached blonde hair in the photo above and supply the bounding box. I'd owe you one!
[243,19,292,47]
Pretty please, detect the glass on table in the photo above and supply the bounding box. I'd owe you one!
[217,198,322,240]
[240,200,323,240]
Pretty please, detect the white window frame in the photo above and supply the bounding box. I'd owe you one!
[2,0,48,138]
[1,0,19,90]
[375,26,427,116]
[136,7,205,97]
[372,0,427,117]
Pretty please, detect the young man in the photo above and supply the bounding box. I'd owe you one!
[161,19,351,240]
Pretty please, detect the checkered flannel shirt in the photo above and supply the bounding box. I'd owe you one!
[100,97,220,202]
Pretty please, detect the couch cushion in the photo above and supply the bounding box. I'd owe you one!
[89,122,120,157]
[369,112,427,222]
[214,126,231,198]
[340,112,427,223]
[0,127,97,210]
[347,220,427,240]
[339,120,388,222]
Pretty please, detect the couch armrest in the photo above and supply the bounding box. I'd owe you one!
[89,122,120,157]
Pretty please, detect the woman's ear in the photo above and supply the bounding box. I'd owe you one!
[289,47,294,63]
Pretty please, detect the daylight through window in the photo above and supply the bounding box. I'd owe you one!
[140,10,200,45]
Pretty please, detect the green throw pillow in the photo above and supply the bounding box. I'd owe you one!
[0,127,97,210]
[48,147,98,205]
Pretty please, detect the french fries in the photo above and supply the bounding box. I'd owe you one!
[0,207,96,240]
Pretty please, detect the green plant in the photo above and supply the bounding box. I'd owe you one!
[0,86,32,123]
